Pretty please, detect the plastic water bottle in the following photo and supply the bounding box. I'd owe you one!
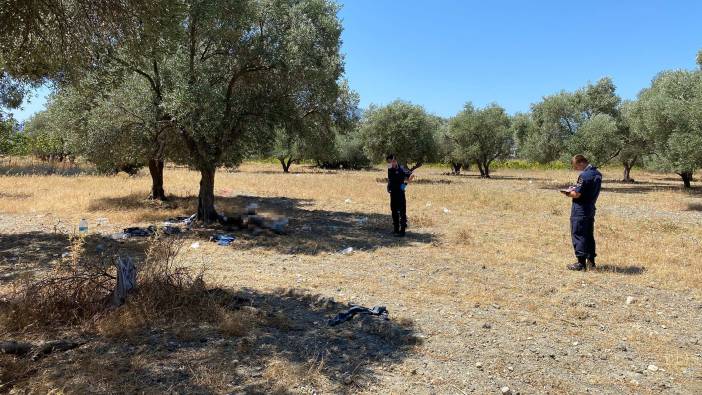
[78,219,88,235]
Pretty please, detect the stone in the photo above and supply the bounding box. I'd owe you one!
[626,296,636,305]
[475,362,483,369]
[647,364,659,372]
[501,386,512,395]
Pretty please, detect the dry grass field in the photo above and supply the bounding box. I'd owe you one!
[1,160,701,394]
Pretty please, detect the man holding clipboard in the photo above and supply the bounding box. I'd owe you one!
[561,155,602,271]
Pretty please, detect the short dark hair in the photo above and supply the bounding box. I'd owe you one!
[386,154,396,161]
[571,154,589,165]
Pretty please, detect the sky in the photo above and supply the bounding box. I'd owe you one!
[9,0,702,122]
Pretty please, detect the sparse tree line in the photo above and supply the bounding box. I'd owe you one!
[1,1,701,224]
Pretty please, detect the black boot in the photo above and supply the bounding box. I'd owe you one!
[586,258,596,270]
[395,227,406,237]
[392,224,400,235]
[567,257,587,271]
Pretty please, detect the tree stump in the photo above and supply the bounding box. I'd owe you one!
[112,256,136,306]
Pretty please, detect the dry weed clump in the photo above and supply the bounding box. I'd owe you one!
[0,236,113,332]
[262,356,330,393]
[0,234,217,336]
[454,228,473,245]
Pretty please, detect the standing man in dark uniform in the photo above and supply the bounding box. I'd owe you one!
[561,155,602,271]
[386,154,414,237]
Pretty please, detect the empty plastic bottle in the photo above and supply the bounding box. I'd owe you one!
[78,219,88,235]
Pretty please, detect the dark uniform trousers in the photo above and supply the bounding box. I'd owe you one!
[390,191,407,230]
[571,215,596,260]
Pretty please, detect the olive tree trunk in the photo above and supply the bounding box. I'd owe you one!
[147,159,167,200]
[679,171,693,189]
[197,167,219,223]
[622,157,637,183]
[279,157,295,173]
[476,160,491,178]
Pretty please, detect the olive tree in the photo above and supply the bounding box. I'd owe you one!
[156,0,346,222]
[0,114,27,156]
[521,92,580,163]
[267,81,360,173]
[631,69,702,188]
[22,90,82,163]
[434,117,470,175]
[523,78,623,164]
[448,103,512,178]
[360,100,438,170]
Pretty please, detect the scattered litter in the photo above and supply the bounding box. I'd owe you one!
[269,217,289,234]
[164,213,196,228]
[442,208,450,214]
[340,247,354,255]
[328,305,388,326]
[344,198,352,203]
[78,219,88,235]
[245,203,258,215]
[190,242,200,249]
[426,202,432,207]
[161,225,181,235]
[61,252,70,258]
[210,234,236,246]
[647,364,659,372]
[354,217,368,225]
[217,214,241,227]
[123,226,156,237]
[110,232,128,240]
[625,296,636,305]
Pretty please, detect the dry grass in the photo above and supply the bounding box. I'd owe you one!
[1,161,701,393]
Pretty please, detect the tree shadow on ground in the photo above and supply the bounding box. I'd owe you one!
[1,281,420,393]
[87,194,436,255]
[0,163,98,176]
[686,202,702,211]
[600,185,702,195]
[438,173,553,182]
[595,264,646,275]
[0,232,148,284]
[538,182,702,195]
[374,177,453,185]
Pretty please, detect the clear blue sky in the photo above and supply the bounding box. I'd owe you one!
[9,0,702,122]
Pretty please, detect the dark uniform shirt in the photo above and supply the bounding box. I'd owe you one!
[572,164,602,217]
[387,166,411,193]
